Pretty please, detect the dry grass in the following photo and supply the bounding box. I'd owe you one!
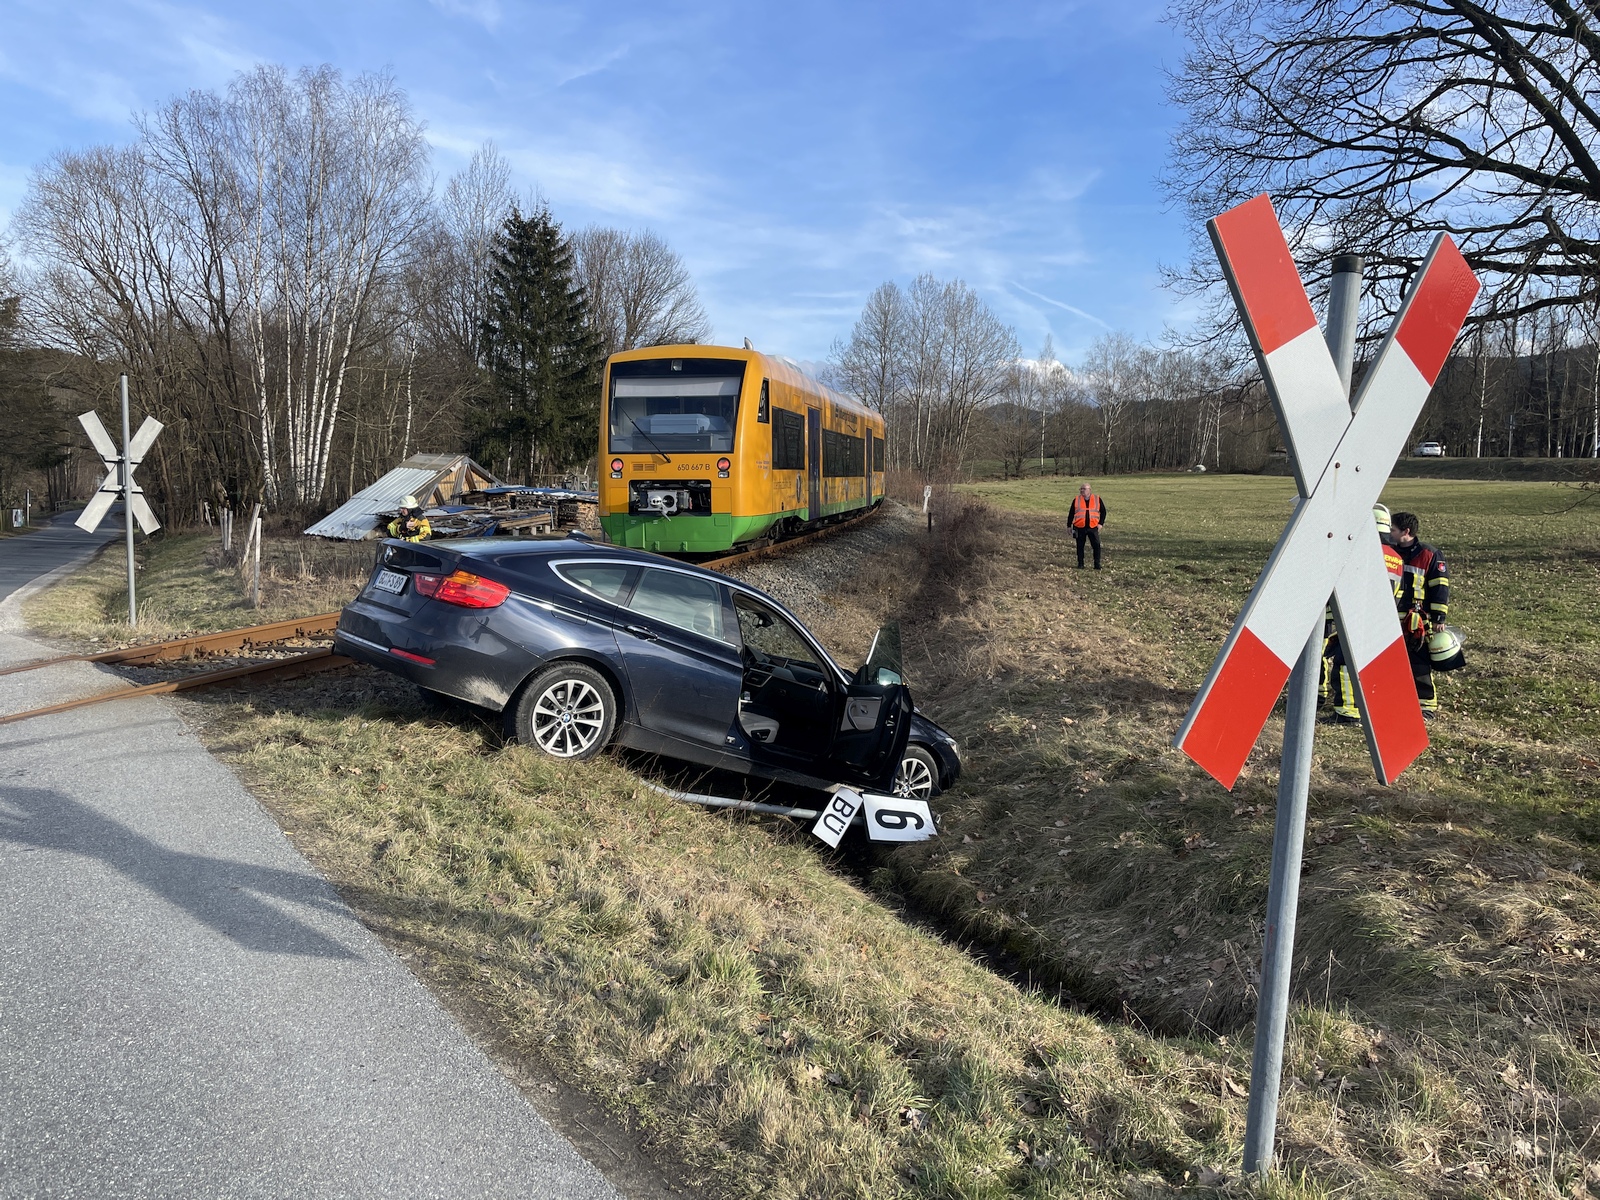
[189,669,1272,1199]
[22,530,372,645]
[859,475,1600,1198]
[26,477,1600,1196]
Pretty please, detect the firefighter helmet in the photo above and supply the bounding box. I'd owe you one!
[1372,503,1392,535]
[1426,625,1466,671]
[402,495,419,509]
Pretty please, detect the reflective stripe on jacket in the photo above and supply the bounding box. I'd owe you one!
[388,516,432,543]
[1070,494,1104,530]
[1396,542,1449,623]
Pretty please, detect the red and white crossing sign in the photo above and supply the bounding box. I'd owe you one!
[1175,196,1479,789]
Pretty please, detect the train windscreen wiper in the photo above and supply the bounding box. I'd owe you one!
[627,415,672,463]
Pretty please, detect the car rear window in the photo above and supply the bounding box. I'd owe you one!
[555,562,638,602]
[628,569,727,641]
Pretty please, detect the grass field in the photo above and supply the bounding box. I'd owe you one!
[872,474,1600,1196]
[22,477,1600,1197]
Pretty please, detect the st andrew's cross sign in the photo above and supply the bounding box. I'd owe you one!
[1175,196,1480,789]
[75,408,163,537]
[73,375,164,627]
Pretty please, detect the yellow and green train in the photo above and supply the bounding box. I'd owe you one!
[598,345,885,554]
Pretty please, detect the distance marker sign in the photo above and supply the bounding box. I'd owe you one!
[1175,196,1479,789]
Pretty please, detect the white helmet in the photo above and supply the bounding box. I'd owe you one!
[1426,626,1465,671]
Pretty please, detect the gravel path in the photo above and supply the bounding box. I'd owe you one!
[719,501,920,626]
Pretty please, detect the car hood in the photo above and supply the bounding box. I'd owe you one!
[909,709,954,744]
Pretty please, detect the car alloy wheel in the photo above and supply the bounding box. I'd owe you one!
[893,745,940,799]
[512,663,617,761]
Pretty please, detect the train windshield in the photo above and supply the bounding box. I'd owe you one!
[608,358,746,453]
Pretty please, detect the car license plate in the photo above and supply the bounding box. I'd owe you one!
[372,568,407,595]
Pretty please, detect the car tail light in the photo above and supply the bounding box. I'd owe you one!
[416,569,509,608]
[438,570,510,608]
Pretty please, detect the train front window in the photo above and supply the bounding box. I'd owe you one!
[609,358,746,453]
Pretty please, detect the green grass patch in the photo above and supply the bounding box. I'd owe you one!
[193,673,1278,1199]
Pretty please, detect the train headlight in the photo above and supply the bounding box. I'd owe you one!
[610,458,624,477]
[716,457,730,478]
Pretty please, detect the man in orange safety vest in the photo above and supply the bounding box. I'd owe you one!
[1069,482,1107,569]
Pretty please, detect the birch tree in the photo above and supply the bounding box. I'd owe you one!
[226,65,430,505]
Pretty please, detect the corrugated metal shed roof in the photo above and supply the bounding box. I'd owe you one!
[303,454,501,540]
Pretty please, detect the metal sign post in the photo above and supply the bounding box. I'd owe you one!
[120,376,136,625]
[1173,196,1480,1173]
[75,375,163,627]
[1242,254,1363,1172]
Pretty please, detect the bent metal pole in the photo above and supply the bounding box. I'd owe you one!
[1241,254,1364,1173]
[121,374,137,627]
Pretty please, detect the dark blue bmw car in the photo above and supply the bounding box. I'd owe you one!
[334,534,960,798]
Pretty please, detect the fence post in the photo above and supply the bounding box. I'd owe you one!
[251,513,263,609]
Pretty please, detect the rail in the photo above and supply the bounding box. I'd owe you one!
[0,649,350,727]
[0,612,342,677]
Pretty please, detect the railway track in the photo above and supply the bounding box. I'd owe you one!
[0,507,880,726]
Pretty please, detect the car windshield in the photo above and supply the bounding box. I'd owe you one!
[608,358,745,453]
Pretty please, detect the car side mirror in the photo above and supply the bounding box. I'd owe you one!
[855,621,904,687]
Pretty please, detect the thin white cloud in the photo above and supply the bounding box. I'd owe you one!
[0,0,259,127]
[1008,281,1114,329]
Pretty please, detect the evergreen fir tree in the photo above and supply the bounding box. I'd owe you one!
[477,205,603,478]
[0,294,68,513]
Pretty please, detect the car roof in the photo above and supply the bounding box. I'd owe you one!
[456,536,782,604]
[455,535,697,570]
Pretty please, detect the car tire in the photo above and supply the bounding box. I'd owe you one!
[508,662,618,761]
[893,745,941,800]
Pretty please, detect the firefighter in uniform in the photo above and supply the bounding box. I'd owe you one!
[1069,482,1106,569]
[1323,504,1404,722]
[387,495,432,543]
[1390,511,1450,716]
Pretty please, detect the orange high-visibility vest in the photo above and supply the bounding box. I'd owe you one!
[1071,493,1103,529]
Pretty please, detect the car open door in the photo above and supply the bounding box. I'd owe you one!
[827,623,912,791]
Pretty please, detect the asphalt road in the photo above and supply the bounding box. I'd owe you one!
[0,510,118,605]
[0,522,621,1199]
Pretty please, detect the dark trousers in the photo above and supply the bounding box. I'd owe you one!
[1407,641,1437,711]
[1074,527,1101,568]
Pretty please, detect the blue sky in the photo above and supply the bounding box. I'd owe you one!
[0,0,1197,364]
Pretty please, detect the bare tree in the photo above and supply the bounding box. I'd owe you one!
[832,281,907,416]
[413,142,514,364]
[16,63,445,518]
[832,273,1017,472]
[1166,0,1600,336]
[226,65,431,505]
[1081,333,1140,474]
[571,226,710,356]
